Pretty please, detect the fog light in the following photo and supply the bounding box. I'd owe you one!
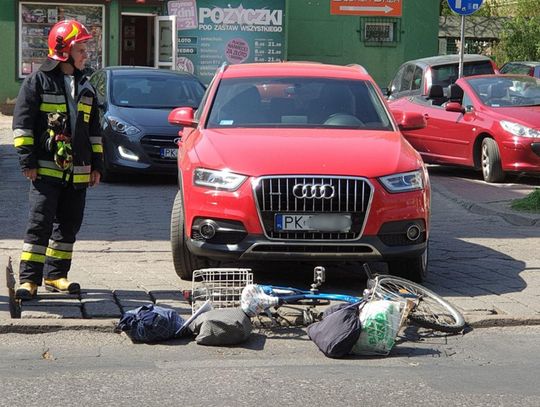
[118,146,139,161]
[406,224,421,241]
[199,220,217,240]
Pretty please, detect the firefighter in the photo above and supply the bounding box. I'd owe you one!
[13,20,103,299]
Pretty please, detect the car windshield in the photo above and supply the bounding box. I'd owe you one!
[111,73,205,109]
[431,61,494,88]
[206,77,393,130]
[466,75,540,107]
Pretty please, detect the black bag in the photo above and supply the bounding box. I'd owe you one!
[307,302,362,358]
[117,304,188,343]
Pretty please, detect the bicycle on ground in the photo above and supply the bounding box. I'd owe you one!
[187,264,465,334]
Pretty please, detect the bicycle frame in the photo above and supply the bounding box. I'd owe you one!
[259,284,362,305]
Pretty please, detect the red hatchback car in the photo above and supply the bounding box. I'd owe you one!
[168,62,430,282]
[390,74,540,182]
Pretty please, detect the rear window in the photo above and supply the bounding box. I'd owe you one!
[206,77,393,130]
[432,61,494,88]
[500,63,533,76]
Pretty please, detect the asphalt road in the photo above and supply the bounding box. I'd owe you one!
[0,326,539,406]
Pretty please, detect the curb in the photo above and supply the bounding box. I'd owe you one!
[465,314,540,328]
[0,314,539,334]
[431,182,540,227]
[0,318,118,334]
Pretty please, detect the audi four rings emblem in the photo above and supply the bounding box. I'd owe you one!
[292,183,335,199]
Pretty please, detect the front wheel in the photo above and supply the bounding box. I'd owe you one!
[100,146,117,183]
[374,275,465,333]
[481,138,505,183]
[170,190,211,280]
[387,245,428,283]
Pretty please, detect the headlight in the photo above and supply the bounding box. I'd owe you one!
[500,120,540,138]
[379,170,424,193]
[194,168,247,191]
[107,116,140,136]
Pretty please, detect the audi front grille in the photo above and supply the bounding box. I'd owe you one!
[253,176,373,241]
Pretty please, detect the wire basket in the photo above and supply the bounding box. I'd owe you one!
[191,268,253,314]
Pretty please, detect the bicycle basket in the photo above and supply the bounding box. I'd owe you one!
[191,268,253,314]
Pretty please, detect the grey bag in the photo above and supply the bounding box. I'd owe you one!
[189,308,252,346]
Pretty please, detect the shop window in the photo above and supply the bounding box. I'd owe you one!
[18,2,105,78]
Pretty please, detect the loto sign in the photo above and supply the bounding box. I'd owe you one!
[330,0,402,17]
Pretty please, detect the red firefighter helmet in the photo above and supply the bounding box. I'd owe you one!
[47,20,92,62]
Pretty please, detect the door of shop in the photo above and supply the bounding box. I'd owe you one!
[121,14,155,66]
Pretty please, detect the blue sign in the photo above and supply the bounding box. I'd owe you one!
[447,0,484,16]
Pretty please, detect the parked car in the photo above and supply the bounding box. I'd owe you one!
[89,66,205,180]
[386,54,498,101]
[500,61,540,78]
[389,74,540,183]
[167,62,431,282]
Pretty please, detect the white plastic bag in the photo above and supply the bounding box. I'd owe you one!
[351,300,404,356]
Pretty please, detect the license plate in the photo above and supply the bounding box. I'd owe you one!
[160,147,178,159]
[275,214,352,232]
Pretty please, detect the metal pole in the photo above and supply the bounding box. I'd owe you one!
[458,14,465,78]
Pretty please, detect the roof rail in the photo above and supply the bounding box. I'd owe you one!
[347,64,369,75]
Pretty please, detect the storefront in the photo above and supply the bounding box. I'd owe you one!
[0,0,440,113]
[0,0,289,110]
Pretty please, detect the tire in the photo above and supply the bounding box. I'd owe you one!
[374,275,465,333]
[170,190,210,280]
[100,148,117,183]
[481,138,505,183]
[387,245,428,284]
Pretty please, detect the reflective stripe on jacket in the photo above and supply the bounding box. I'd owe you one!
[12,64,103,188]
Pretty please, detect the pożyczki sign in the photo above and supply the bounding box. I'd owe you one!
[168,0,286,84]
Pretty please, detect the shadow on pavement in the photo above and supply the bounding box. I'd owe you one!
[427,164,540,186]
[1,141,535,316]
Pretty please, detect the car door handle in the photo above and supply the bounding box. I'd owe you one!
[423,113,430,119]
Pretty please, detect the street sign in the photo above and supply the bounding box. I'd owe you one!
[330,0,402,17]
[447,0,484,16]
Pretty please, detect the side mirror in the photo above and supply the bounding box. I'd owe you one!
[393,111,426,131]
[445,102,465,113]
[168,107,197,127]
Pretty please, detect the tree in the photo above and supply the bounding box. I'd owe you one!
[494,16,540,62]
[492,0,540,62]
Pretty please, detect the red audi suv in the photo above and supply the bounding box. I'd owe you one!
[168,62,431,282]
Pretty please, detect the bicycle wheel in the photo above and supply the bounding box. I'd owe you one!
[374,275,465,333]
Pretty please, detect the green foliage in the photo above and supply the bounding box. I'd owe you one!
[493,16,540,63]
[511,189,540,213]
[515,0,540,18]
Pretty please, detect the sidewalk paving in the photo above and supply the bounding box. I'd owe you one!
[431,169,540,227]
[1,113,539,333]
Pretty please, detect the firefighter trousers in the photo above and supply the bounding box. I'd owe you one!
[19,178,87,285]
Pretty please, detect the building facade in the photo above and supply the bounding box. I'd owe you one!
[0,0,440,112]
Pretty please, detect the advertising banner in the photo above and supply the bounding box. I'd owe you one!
[167,0,286,83]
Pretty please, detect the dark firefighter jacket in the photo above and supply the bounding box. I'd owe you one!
[12,60,103,189]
